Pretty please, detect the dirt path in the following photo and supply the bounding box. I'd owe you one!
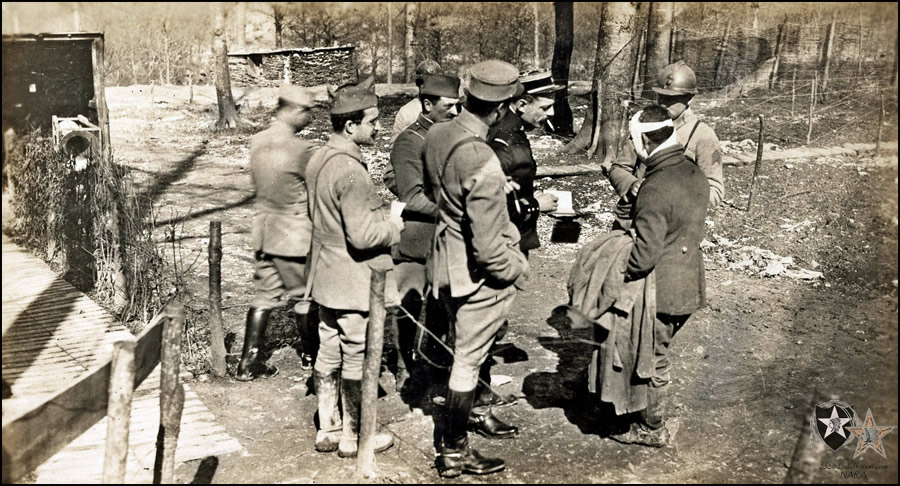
[103,87,897,483]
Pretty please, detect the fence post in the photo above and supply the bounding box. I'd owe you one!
[102,337,137,484]
[747,115,765,211]
[357,269,387,479]
[153,304,185,484]
[807,71,817,145]
[208,221,227,376]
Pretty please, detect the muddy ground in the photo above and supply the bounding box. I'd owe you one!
[95,85,900,483]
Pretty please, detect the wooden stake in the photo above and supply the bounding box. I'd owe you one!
[102,338,137,484]
[357,270,387,479]
[208,221,227,376]
[876,89,885,154]
[747,115,765,211]
[807,72,817,145]
[821,14,836,101]
[153,304,185,484]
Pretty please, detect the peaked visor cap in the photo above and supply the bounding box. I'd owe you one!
[420,74,461,98]
[467,60,521,102]
[519,70,565,97]
[330,76,377,114]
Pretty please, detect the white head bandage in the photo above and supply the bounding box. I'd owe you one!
[630,111,675,160]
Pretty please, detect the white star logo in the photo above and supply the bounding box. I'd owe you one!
[819,406,851,438]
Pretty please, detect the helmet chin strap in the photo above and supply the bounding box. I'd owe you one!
[630,112,674,160]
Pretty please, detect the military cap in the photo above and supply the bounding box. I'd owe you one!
[466,60,520,102]
[330,76,377,114]
[278,85,316,109]
[519,70,565,97]
[420,74,461,98]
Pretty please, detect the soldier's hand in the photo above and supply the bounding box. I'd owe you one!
[628,179,643,199]
[535,191,558,212]
[503,178,521,195]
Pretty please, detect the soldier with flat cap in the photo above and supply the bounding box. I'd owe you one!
[305,76,404,458]
[383,73,461,391]
[391,59,442,144]
[235,85,319,382]
[425,60,528,478]
[606,60,724,230]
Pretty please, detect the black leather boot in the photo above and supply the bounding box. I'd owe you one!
[437,389,505,478]
[337,378,394,458]
[235,307,277,381]
[469,409,519,439]
[314,370,342,452]
[296,308,319,371]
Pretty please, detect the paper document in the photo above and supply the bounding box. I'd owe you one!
[544,190,576,217]
[390,201,406,220]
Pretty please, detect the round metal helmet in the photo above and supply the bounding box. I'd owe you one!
[415,59,442,77]
[652,61,697,96]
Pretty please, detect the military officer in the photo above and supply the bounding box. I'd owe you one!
[235,85,319,382]
[384,73,461,390]
[606,61,724,230]
[611,105,709,447]
[425,60,528,478]
[390,59,442,144]
[306,77,404,457]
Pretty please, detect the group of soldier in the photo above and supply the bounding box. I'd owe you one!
[235,56,723,477]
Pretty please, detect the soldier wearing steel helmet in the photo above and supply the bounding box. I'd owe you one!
[606,60,724,230]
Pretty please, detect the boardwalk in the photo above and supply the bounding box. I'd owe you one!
[2,233,242,483]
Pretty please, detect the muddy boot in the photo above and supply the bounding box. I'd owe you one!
[611,386,671,448]
[296,309,318,371]
[337,379,394,458]
[314,370,342,452]
[436,389,505,478]
[235,308,277,381]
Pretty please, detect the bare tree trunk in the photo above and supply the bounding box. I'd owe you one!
[821,13,836,101]
[563,2,644,160]
[387,3,393,84]
[371,31,377,80]
[769,17,786,89]
[214,2,243,129]
[533,2,540,69]
[551,2,574,136]
[163,19,171,85]
[893,30,899,88]
[273,4,285,49]
[714,20,731,89]
[751,2,760,36]
[73,2,81,31]
[405,3,417,83]
[643,1,674,99]
[236,2,247,50]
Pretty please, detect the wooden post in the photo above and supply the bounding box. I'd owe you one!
[357,270,387,478]
[747,115,765,211]
[188,72,194,105]
[102,338,137,484]
[769,19,785,90]
[807,71,817,145]
[821,14,836,101]
[153,304,185,484]
[208,221,227,376]
[876,89,885,154]
[791,68,797,118]
[714,20,731,89]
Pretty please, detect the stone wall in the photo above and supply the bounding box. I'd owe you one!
[229,47,358,88]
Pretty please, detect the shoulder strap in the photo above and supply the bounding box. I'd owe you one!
[308,150,347,228]
[440,136,489,218]
[684,120,701,150]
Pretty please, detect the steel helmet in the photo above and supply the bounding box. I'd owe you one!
[652,61,698,96]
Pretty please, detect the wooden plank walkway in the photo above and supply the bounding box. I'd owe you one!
[2,233,242,482]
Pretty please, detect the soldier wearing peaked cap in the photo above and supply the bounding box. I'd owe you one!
[424,60,528,478]
[305,76,403,458]
[391,59,447,144]
[382,73,461,391]
[235,85,319,382]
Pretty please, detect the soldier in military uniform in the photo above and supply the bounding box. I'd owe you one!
[235,86,319,382]
[305,77,404,458]
[390,59,443,144]
[383,74,461,390]
[606,61,724,230]
[425,60,528,478]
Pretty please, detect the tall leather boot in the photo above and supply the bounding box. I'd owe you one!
[314,370,342,452]
[436,389,505,478]
[235,307,277,381]
[296,307,319,370]
[337,378,394,458]
[612,385,670,448]
[392,310,417,390]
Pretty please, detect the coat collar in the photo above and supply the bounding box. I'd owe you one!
[453,109,490,139]
[673,107,697,130]
[644,144,686,175]
[416,112,435,130]
[326,133,364,163]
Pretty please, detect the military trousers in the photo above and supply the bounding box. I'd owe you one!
[651,313,690,388]
[442,283,518,393]
[314,306,368,380]
[251,252,311,314]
